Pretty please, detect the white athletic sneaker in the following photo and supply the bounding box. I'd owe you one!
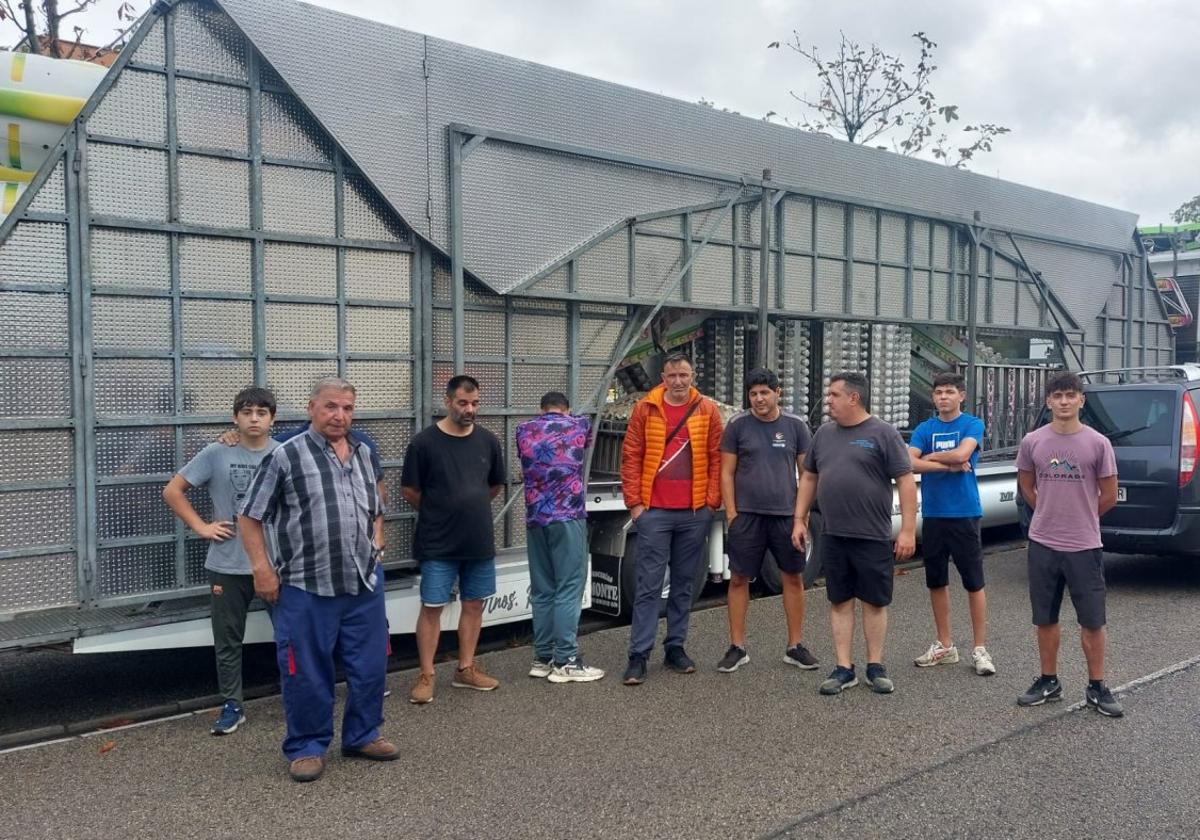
[972,646,996,676]
[547,656,605,683]
[529,659,554,679]
[914,641,959,667]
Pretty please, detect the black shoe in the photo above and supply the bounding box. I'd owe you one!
[819,665,858,695]
[717,645,750,673]
[664,646,696,674]
[864,662,894,694]
[622,654,648,686]
[1086,683,1124,718]
[1017,675,1063,706]
[783,643,820,670]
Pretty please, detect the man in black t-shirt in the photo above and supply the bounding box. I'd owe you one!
[401,375,506,705]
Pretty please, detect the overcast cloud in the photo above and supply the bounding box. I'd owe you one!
[41,0,1200,224]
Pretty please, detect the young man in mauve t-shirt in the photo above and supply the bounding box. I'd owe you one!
[1015,370,1122,717]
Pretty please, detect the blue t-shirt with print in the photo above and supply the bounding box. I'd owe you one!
[909,412,985,518]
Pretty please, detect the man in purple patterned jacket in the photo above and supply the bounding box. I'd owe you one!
[516,392,605,683]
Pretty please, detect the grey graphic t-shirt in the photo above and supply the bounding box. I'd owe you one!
[180,440,279,574]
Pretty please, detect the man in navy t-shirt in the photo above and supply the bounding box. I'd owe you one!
[908,372,994,676]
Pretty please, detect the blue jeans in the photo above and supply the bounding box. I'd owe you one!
[272,583,388,761]
[628,507,712,658]
[527,518,588,664]
[418,557,497,606]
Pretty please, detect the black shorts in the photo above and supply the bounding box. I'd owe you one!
[1027,539,1106,629]
[823,535,894,607]
[922,517,984,592]
[726,512,805,578]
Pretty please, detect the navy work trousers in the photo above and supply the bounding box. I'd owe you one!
[628,507,712,658]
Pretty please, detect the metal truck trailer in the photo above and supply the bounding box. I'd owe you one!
[0,0,1177,650]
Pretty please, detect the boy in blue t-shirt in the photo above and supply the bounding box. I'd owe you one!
[908,372,995,676]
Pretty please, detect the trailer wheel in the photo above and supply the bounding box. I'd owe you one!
[617,529,711,620]
[759,513,823,593]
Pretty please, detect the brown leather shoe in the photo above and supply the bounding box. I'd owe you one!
[451,662,500,691]
[289,755,325,783]
[409,672,435,704]
[342,736,400,761]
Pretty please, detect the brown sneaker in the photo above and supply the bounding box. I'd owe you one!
[452,662,500,691]
[289,755,325,783]
[409,672,435,705]
[341,736,400,761]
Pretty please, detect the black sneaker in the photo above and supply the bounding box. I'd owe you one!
[717,645,750,673]
[664,646,696,674]
[819,665,858,695]
[1086,683,1124,718]
[1017,675,1063,706]
[783,643,820,670]
[864,662,894,694]
[622,654,648,686]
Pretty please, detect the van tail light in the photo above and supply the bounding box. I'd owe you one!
[1181,393,1199,488]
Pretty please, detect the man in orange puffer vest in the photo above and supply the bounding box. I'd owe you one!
[620,353,723,685]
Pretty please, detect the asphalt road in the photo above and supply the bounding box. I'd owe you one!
[3,545,1199,839]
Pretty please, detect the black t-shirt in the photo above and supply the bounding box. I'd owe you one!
[401,424,506,561]
[720,411,812,515]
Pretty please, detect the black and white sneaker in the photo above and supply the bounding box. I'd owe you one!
[819,665,858,695]
[1017,675,1063,706]
[783,643,819,670]
[717,645,750,673]
[1086,683,1125,718]
[864,662,894,694]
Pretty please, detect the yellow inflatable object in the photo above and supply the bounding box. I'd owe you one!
[0,52,105,216]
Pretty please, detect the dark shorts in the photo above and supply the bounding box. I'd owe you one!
[726,512,806,579]
[922,517,985,592]
[1027,539,1106,628]
[823,535,894,607]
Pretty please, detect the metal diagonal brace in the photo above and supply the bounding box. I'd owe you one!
[1002,233,1085,371]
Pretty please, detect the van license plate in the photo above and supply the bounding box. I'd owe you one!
[1117,487,1127,502]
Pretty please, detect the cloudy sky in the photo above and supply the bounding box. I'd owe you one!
[25,0,1200,225]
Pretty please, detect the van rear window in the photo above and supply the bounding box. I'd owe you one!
[1082,391,1175,446]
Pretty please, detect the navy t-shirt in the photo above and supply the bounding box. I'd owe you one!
[720,411,811,516]
[909,413,985,518]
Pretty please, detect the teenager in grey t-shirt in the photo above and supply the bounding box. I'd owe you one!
[180,440,279,574]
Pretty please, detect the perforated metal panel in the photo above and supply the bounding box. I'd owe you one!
[578,365,612,406]
[879,266,906,319]
[462,362,505,399]
[96,542,177,597]
[816,201,845,256]
[577,318,623,361]
[528,265,568,295]
[87,70,167,143]
[912,220,931,266]
[176,78,249,153]
[262,165,335,236]
[0,222,68,286]
[132,14,166,66]
[181,299,253,352]
[511,364,567,407]
[879,213,906,262]
[265,242,336,297]
[853,209,877,261]
[179,154,250,229]
[506,496,527,548]
[0,489,74,549]
[931,273,951,321]
[346,306,410,354]
[634,235,681,298]
[782,255,813,311]
[173,0,249,81]
[690,244,733,306]
[512,297,567,313]
[816,258,843,312]
[0,554,76,612]
[352,419,414,461]
[344,249,409,301]
[260,91,333,163]
[183,423,236,461]
[431,309,452,357]
[183,359,255,413]
[179,236,251,293]
[782,197,813,252]
[932,225,951,269]
[265,303,337,352]
[0,291,68,351]
[27,160,66,215]
[96,427,174,477]
[88,143,168,221]
[93,358,174,416]
[185,538,208,585]
[0,359,71,419]
[344,174,404,241]
[90,228,169,290]
[266,360,335,411]
[344,360,413,411]
[510,312,566,357]
[463,309,506,356]
[992,279,1017,326]
[851,262,876,316]
[0,430,73,483]
[739,248,759,306]
[1105,284,1125,318]
[575,233,627,296]
[92,296,172,351]
[382,518,415,566]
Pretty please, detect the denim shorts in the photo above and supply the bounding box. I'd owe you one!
[418,557,497,607]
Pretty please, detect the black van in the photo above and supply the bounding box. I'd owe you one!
[1022,365,1200,557]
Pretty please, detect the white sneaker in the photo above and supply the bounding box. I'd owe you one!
[529,659,554,679]
[972,646,996,676]
[547,656,605,683]
[914,641,959,667]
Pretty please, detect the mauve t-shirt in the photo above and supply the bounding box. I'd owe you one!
[1016,424,1117,552]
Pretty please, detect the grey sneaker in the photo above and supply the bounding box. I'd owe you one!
[1017,675,1062,706]
[717,645,750,673]
[971,646,996,676]
[1085,683,1124,718]
[865,662,894,694]
[547,656,605,683]
[819,665,858,695]
[783,643,820,670]
[914,641,959,668]
[529,658,554,679]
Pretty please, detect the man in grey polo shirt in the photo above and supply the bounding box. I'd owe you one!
[240,376,398,783]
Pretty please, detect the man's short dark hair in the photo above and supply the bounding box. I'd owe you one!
[540,391,570,411]
[234,386,277,416]
[830,371,870,410]
[932,372,966,392]
[745,368,780,394]
[446,374,480,396]
[1045,370,1083,397]
[662,352,693,369]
